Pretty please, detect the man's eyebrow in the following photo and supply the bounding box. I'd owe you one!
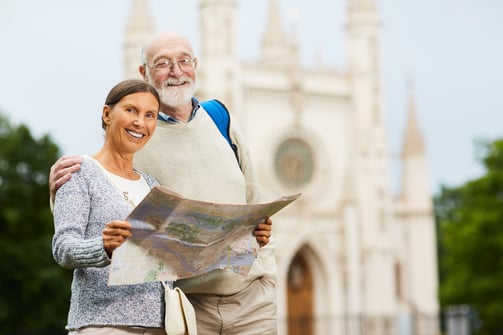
[153,52,192,61]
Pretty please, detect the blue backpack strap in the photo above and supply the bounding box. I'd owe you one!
[200,99,239,163]
[201,99,232,146]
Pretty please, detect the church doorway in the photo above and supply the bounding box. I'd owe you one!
[287,250,314,335]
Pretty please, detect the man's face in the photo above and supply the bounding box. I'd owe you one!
[144,37,197,108]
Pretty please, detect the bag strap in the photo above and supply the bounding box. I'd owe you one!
[200,99,240,165]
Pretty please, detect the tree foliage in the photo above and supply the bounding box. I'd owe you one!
[0,113,71,335]
[436,139,503,335]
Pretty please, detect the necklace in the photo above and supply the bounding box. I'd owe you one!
[87,155,147,208]
[122,191,135,207]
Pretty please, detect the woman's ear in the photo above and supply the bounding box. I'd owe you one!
[102,105,111,126]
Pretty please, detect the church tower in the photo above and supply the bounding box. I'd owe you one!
[123,0,155,79]
[260,0,298,69]
[346,0,383,130]
[198,0,240,114]
[345,0,396,319]
[397,84,439,333]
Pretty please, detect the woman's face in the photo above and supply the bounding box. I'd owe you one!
[102,92,159,154]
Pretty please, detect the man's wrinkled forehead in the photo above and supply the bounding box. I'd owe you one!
[145,33,193,62]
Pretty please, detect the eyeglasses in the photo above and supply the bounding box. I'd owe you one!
[147,58,198,72]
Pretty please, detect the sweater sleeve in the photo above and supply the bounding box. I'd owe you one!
[228,115,263,204]
[228,116,278,281]
[52,164,110,269]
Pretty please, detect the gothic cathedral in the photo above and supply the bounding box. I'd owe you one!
[124,1,439,334]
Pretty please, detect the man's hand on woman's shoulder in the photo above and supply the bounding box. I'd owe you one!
[49,155,83,197]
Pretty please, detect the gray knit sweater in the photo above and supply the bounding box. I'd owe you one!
[52,157,163,331]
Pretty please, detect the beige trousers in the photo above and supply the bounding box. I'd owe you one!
[68,326,166,335]
[187,277,277,335]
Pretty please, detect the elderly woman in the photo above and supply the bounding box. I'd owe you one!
[52,79,166,334]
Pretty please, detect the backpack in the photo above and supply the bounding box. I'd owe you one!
[200,99,240,165]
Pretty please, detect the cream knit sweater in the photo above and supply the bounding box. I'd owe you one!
[133,108,277,295]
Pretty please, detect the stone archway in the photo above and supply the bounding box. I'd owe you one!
[287,250,314,335]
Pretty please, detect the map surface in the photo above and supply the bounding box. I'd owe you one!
[108,186,300,285]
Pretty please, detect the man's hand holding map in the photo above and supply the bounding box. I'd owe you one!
[108,186,300,285]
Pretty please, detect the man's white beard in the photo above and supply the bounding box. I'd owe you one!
[159,81,195,107]
[147,72,196,107]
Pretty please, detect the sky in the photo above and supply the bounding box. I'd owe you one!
[0,0,502,195]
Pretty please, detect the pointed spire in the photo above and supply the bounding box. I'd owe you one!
[126,0,155,36]
[123,0,155,79]
[262,0,288,49]
[260,0,293,68]
[399,79,432,211]
[402,81,425,157]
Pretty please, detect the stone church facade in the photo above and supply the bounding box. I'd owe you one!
[124,1,440,334]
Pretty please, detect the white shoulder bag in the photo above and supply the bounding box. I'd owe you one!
[162,281,197,335]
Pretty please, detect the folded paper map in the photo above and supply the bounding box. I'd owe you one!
[108,186,300,285]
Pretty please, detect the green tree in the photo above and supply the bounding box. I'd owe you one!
[0,113,71,335]
[436,139,503,335]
